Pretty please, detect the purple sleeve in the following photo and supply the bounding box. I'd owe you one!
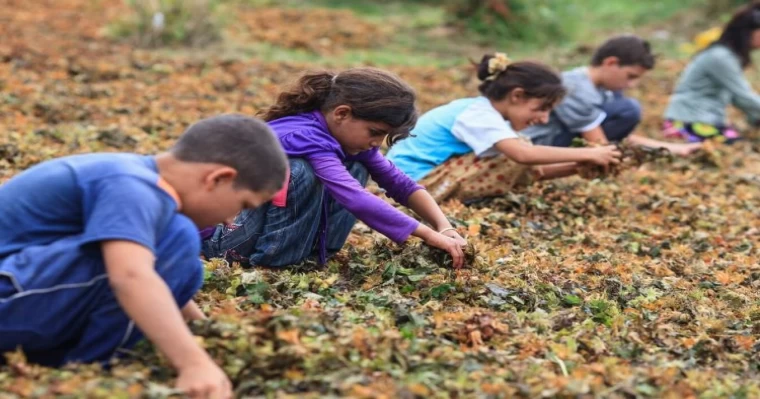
[307,155,419,243]
[356,150,424,206]
[199,226,216,240]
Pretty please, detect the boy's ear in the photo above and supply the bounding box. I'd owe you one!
[204,166,238,190]
[333,105,352,122]
[602,56,620,67]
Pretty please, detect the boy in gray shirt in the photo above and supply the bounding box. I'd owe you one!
[524,35,702,156]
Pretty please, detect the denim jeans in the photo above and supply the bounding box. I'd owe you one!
[552,92,642,147]
[202,158,369,268]
[0,217,203,366]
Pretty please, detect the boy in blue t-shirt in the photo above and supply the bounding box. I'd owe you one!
[0,114,288,399]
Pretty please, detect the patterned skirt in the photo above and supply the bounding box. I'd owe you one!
[419,152,538,203]
[662,120,741,144]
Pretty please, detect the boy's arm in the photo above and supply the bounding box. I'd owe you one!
[102,240,230,398]
[624,135,702,156]
[182,300,207,321]
[581,126,609,144]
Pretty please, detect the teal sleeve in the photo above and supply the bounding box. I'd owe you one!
[704,50,760,123]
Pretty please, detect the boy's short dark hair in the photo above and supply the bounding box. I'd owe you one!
[171,114,288,192]
[591,35,656,69]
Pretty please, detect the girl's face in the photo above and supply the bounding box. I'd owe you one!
[499,91,554,131]
[752,29,760,49]
[327,105,391,155]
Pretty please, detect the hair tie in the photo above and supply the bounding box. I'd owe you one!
[486,52,511,81]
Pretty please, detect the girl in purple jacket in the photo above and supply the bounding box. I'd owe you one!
[202,68,468,268]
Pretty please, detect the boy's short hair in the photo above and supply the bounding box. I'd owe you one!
[591,35,656,69]
[171,114,288,192]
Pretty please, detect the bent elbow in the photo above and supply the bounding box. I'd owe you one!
[509,151,531,164]
[107,268,145,294]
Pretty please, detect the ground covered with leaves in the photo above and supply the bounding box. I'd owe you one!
[2,1,760,398]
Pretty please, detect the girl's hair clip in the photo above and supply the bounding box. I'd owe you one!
[486,52,511,81]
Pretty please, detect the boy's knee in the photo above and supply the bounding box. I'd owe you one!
[155,257,203,307]
[155,220,205,305]
[621,98,642,124]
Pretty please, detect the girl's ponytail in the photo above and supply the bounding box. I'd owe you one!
[260,67,417,146]
[260,72,335,122]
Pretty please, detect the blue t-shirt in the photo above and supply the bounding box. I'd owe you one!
[0,153,199,267]
[387,97,519,181]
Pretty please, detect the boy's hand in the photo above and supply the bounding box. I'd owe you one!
[182,300,207,321]
[176,359,233,399]
[585,145,622,169]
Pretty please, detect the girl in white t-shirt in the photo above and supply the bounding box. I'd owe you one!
[387,53,622,203]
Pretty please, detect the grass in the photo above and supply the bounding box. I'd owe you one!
[217,0,722,70]
[136,0,737,72]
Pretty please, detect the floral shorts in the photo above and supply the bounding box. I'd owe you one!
[662,120,741,144]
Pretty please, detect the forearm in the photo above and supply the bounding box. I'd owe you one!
[411,223,439,241]
[110,271,210,370]
[735,95,760,121]
[536,163,579,180]
[581,126,609,144]
[514,145,593,164]
[182,300,206,321]
[496,139,593,165]
[406,189,452,231]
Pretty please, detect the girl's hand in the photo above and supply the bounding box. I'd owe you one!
[441,228,467,246]
[424,232,465,268]
[585,145,622,167]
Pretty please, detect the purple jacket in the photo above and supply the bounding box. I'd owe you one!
[201,111,424,262]
[271,111,423,260]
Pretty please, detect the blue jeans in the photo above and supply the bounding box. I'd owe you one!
[202,158,368,268]
[0,217,203,366]
[552,92,642,147]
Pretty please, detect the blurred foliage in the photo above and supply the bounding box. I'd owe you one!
[107,0,225,48]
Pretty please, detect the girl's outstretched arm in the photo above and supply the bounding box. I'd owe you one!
[535,163,580,180]
[412,223,466,268]
[495,138,622,166]
[407,189,467,245]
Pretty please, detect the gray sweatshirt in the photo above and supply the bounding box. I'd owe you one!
[665,44,760,126]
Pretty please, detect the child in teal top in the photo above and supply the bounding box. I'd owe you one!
[388,55,622,203]
[664,4,760,143]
